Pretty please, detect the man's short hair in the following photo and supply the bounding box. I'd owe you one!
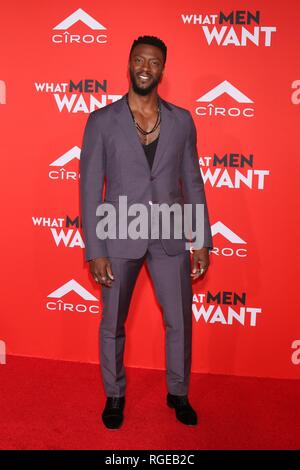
[129,35,167,64]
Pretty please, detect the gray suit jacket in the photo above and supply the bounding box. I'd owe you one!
[80,94,213,261]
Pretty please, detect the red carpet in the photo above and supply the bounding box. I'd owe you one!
[0,356,299,450]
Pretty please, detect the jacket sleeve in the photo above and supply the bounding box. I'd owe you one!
[180,112,213,250]
[79,111,108,261]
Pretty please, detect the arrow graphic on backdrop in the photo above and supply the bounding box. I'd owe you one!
[53,8,106,30]
[197,80,253,103]
[48,279,98,301]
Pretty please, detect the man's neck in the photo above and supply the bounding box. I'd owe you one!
[127,87,159,113]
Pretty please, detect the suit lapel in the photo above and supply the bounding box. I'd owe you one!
[114,95,148,170]
[152,96,176,174]
[113,94,176,174]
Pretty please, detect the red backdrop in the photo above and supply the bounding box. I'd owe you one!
[1,0,299,379]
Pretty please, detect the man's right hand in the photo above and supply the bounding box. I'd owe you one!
[89,257,114,287]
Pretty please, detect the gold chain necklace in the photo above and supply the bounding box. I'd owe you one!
[126,94,161,137]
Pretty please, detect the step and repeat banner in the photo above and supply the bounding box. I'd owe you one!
[0,1,299,379]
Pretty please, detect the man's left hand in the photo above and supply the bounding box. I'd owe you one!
[190,247,210,281]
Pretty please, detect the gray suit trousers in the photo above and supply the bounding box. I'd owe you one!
[100,237,193,397]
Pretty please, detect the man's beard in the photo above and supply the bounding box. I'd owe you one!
[129,68,161,96]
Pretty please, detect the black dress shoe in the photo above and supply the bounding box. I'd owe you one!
[167,393,198,426]
[102,396,125,429]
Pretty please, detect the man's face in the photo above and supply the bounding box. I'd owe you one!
[129,43,165,96]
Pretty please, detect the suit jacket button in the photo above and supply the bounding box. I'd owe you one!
[149,200,153,205]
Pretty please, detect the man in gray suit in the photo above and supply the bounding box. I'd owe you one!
[80,36,213,429]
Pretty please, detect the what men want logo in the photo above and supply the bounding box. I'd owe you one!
[195,80,255,118]
[46,279,99,314]
[52,8,107,44]
[49,146,81,181]
[210,221,247,258]
[181,10,276,47]
[193,291,262,327]
[32,215,84,249]
[34,79,122,113]
[199,152,270,190]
